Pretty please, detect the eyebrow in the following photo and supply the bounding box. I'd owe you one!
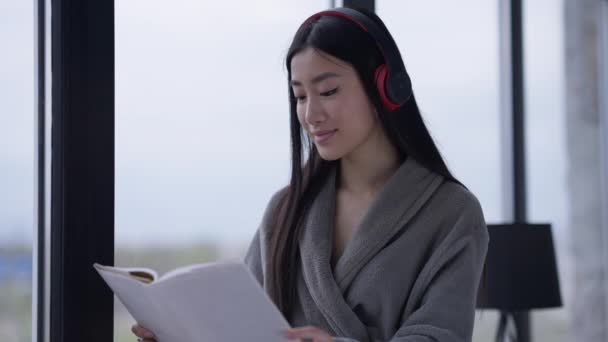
[290,72,341,87]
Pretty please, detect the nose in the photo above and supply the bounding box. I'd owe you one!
[304,96,326,125]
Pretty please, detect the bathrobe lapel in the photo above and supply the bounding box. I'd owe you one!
[297,157,443,339]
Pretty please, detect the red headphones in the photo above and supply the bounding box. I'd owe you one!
[302,7,413,111]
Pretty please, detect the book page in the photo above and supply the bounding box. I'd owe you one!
[157,262,213,282]
[95,262,291,342]
[94,264,181,341]
[94,263,158,283]
[152,262,291,341]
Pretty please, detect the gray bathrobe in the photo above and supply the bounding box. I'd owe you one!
[245,157,489,342]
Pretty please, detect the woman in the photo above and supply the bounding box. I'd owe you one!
[133,7,488,342]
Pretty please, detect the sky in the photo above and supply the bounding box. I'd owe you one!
[0,0,567,252]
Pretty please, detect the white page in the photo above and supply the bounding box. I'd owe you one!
[158,263,212,282]
[151,263,291,341]
[95,264,158,282]
[95,262,291,342]
[94,264,178,341]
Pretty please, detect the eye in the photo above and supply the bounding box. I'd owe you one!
[295,95,307,103]
[321,87,339,97]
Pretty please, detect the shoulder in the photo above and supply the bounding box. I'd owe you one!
[428,180,487,237]
[412,180,489,276]
[264,185,289,216]
[258,185,289,236]
[246,185,289,264]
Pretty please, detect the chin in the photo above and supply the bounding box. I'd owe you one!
[316,148,343,161]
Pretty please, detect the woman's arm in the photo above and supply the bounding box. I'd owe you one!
[387,227,489,342]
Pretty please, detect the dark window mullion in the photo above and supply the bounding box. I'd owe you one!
[35,0,47,340]
[49,0,114,341]
[343,0,375,11]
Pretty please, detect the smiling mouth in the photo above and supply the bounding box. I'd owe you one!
[313,129,338,144]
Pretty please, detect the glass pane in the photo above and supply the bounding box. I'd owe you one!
[524,0,569,340]
[0,1,35,341]
[114,1,328,341]
[376,2,501,340]
[376,1,503,223]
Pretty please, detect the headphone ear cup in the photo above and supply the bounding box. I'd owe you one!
[373,63,387,89]
[373,64,400,111]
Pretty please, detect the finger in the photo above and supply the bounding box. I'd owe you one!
[285,326,331,341]
[132,332,157,342]
[131,324,156,339]
[130,324,145,337]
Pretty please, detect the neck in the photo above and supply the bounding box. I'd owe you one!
[337,126,401,196]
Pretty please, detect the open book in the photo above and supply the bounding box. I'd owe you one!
[94,262,291,342]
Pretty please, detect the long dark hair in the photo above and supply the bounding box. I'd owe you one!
[267,8,462,318]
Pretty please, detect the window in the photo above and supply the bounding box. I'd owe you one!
[0,2,35,341]
[376,1,503,224]
[114,1,328,340]
[525,0,570,340]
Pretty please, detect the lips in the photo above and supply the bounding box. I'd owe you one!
[312,129,337,144]
[312,129,337,136]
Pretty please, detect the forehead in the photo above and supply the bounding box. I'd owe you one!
[290,47,352,82]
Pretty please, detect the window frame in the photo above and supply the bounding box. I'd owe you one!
[42,0,115,341]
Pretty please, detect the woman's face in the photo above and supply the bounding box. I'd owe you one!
[290,47,380,161]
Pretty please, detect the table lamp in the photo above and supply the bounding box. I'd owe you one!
[477,223,562,342]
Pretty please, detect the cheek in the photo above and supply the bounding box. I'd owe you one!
[343,112,375,139]
[324,100,344,117]
[295,105,305,125]
[336,104,376,143]
[335,95,375,128]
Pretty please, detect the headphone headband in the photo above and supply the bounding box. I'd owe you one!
[302,8,412,110]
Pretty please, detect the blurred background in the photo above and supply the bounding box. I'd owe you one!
[1,0,606,341]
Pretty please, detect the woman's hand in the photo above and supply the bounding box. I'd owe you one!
[285,326,334,342]
[131,324,156,341]
[132,323,335,341]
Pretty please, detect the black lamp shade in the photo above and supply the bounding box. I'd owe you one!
[477,223,562,311]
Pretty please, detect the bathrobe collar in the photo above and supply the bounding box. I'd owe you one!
[298,157,444,339]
